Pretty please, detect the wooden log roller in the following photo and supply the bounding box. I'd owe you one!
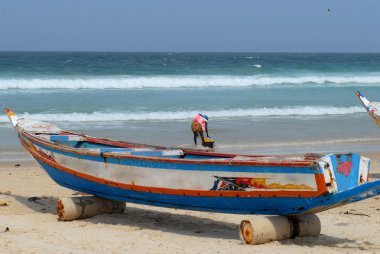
[239,215,321,245]
[57,196,126,221]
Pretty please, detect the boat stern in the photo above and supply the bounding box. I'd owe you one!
[319,153,370,193]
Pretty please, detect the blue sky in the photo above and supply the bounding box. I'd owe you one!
[1,0,379,52]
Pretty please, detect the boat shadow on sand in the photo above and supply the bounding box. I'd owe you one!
[9,193,237,239]
[8,194,59,215]
[6,193,369,246]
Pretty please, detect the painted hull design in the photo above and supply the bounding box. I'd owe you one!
[6,108,380,215]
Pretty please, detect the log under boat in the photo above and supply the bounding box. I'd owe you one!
[5,108,380,215]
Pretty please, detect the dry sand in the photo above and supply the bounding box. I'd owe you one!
[1,153,380,254]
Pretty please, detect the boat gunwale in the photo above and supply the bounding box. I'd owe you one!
[19,128,317,168]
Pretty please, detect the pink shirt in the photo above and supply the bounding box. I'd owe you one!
[193,114,207,131]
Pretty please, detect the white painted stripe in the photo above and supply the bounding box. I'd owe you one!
[321,155,338,193]
[358,156,370,184]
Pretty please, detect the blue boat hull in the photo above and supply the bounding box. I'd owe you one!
[35,156,380,215]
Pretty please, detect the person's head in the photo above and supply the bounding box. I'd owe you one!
[203,114,209,121]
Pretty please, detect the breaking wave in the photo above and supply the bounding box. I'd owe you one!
[0,106,365,123]
[0,75,380,90]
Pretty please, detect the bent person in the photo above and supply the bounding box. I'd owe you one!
[191,114,209,145]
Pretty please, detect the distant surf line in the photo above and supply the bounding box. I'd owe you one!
[1,75,380,90]
[0,106,365,123]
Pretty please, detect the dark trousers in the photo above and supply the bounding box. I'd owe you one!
[193,131,204,145]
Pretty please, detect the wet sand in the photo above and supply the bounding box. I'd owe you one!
[1,153,380,253]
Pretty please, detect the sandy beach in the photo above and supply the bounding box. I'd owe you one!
[0,152,379,254]
[1,0,380,252]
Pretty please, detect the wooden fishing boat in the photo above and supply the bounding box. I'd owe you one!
[6,108,380,216]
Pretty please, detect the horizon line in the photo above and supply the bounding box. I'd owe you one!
[1,50,380,54]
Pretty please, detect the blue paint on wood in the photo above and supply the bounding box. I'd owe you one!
[50,135,70,142]
[325,153,366,191]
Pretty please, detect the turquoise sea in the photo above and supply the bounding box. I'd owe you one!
[1,52,380,158]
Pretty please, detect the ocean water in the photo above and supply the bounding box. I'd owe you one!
[1,52,380,156]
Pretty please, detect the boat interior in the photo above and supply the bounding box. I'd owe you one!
[30,131,314,162]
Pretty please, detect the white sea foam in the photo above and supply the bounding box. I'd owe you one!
[0,75,380,90]
[0,106,365,123]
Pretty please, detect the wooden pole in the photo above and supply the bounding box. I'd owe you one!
[57,196,125,221]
